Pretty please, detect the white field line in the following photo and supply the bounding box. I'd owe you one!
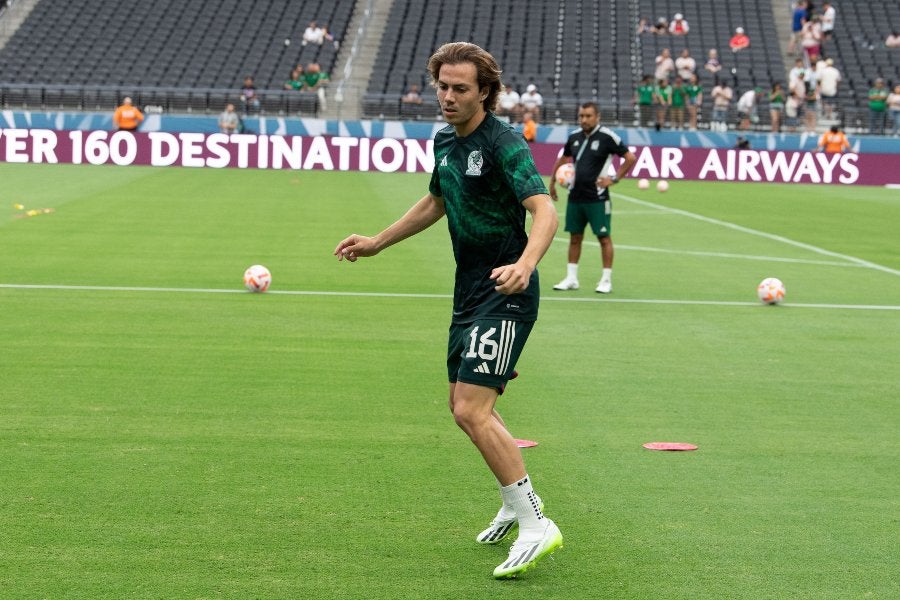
[612,193,900,277]
[558,240,871,269]
[1,283,898,311]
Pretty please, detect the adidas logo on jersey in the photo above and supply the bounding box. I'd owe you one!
[474,362,491,374]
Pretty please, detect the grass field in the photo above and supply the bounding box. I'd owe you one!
[1,162,898,599]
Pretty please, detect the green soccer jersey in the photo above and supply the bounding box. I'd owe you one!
[429,113,548,324]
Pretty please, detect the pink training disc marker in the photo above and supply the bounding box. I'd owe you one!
[643,442,698,451]
[515,439,539,448]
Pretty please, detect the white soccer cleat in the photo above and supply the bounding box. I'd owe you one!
[595,278,612,294]
[493,518,563,579]
[553,277,579,291]
[476,511,517,545]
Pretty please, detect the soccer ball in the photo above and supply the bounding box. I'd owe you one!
[637,178,650,190]
[244,265,272,293]
[757,277,785,304]
[555,163,575,187]
[656,180,669,192]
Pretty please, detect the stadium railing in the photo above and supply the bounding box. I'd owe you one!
[0,83,320,117]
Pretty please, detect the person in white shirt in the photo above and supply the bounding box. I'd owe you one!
[302,21,325,46]
[520,84,543,119]
[675,48,696,81]
[736,88,762,130]
[820,2,836,39]
[817,58,841,118]
[497,84,523,122]
[654,47,675,81]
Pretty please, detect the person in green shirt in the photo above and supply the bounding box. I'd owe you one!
[334,41,562,580]
[868,78,889,134]
[684,74,704,130]
[670,76,688,129]
[654,78,673,130]
[283,65,304,90]
[633,74,655,127]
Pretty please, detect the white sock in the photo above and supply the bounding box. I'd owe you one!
[500,475,545,538]
[495,480,517,520]
[601,268,612,282]
[566,263,578,280]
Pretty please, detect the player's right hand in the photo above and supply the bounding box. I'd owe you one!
[334,234,376,262]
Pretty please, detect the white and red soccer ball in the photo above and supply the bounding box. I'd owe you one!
[757,277,785,304]
[244,265,272,293]
[637,178,650,190]
[656,179,669,192]
[555,163,575,187]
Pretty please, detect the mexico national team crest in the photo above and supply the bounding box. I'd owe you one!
[466,150,483,176]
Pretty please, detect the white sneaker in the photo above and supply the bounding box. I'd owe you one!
[553,277,579,291]
[493,518,563,579]
[595,279,612,294]
[476,508,517,544]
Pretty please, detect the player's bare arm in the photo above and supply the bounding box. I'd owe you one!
[597,150,637,188]
[490,193,558,294]
[334,193,445,261]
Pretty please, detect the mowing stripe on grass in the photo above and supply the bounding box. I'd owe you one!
[2,283,898,311]
[552,239,870,269]
[615,193,900,277]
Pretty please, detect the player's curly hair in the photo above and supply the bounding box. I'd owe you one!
[427,42,502,112]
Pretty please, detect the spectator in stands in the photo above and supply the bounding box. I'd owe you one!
[636,17,652,36]
[497,84,523,122]
[816,125,850,153]
[634,74,655,127]
[785,92,801,132]
[668,13,689,35]
[868,78,889,135]
[302,21,325,46]
[799,16,823,61]
[819,2,835,40]
[520,84,543,120]
[768,82,785,132]
[729,27,750,53]
[240,76,260,116]
[112,97,144,132]
[401,84,423,104]
[320,22,340,49]
[652,17,668,35]
[704,48,722,77]
[218,103,240,134]
[653,78,672,130]
[803,70,819,132]
[521,112,537,143]
[736,87,763,130]
[284,66,304,90]
[788,58,806,86]
[669,77,687,129]
[710,78,733,131]
[886,31,900,48]
[789,1,808,54]
[816,58,841,119]
[654,47,675,82]
[684,74,703,130]
[676,48,696,81]
[888,85,900,136]
[303,63,330,109]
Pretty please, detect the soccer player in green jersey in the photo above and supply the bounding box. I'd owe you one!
[334,42,562,579]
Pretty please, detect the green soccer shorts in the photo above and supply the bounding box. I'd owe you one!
[448,319,534,392]
[565,199,612,237]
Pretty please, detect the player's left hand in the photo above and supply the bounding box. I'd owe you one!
[597,175,614,188]
[490,263,531,295]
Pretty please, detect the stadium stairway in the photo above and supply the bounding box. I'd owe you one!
[322,0,394,120]
[0,0,38,51]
